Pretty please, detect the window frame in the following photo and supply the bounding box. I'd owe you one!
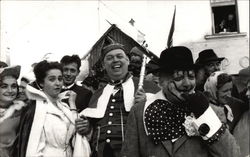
[210,0,240,34]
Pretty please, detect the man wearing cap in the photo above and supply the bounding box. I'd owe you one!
[76,43,160,157]
[195,49,225,92]
[121,46,240,157]
[128,46,144,77]
[17,77,31,101]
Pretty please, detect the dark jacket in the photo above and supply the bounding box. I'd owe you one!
[233,111,249,157]
[61,83,92,112]
[14,101,36,157]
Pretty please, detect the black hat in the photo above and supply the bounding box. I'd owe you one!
[101,43,126,61]
[195,49,225,66]
[146,60,160,74]
[159,46,194,74]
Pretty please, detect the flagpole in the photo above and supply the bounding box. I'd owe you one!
[167,5,176,48]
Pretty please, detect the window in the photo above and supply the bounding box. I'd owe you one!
[210,0,239,34]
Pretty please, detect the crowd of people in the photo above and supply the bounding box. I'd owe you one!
[0,43,249,157]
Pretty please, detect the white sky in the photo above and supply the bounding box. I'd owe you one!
[1,1,178,76]
[2,0,243,76]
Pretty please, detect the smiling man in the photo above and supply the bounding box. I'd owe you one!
[76,43,160,157]
[60,55,92,112]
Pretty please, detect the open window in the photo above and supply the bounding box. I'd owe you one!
[210,0,239,34]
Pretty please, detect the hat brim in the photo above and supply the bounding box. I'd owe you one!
[157,64,196,74]
[195,57,225,65]
[0,65,21,79]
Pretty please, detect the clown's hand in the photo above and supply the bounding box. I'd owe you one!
[183,91,223,140]
[182,91,209,118]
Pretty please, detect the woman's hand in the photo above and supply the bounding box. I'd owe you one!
[184,91,209,118]
[66,91,77,109]
[13,100,27,110]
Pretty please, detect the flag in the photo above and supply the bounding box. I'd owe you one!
[167,6,176,48]
[137,30,145,45]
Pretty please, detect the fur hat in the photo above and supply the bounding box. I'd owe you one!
[195,49,224,66]
[159,46,194,74]
[130,46,143,57]
[101,43,126,61]
[0,65,21,79]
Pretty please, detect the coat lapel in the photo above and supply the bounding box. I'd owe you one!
[173,135,189,153]
[161,135,188,156]
[161,140,173,156]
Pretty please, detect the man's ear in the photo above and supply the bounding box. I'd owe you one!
[125,55,130,64]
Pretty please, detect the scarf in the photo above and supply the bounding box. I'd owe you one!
[80,76,135,118]
[204,71,225,103]
[0,101,26,124]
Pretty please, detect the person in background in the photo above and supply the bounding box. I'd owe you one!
[121,46,240,157]
[233,66,250,103]
[204,71,247,132]
[219,13,237,33]
[233,79,250,157]
[77,43,160,157]
[60,55,92,112]
[17,77,31,102]
[195,49,240,99]
[0,65,26,157]
[128,46,143,77]
[195,49,225,92]
[16,60,89,157]
[145,60,160,87]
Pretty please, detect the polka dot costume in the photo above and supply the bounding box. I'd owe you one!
[144,99,191,144]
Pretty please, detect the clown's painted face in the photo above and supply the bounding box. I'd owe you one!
[160,70,196,101]
[172,70,196,94]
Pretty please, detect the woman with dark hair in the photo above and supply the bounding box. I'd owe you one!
[0,65,26,157]
[16,60,90,157]
[204,71,246,132]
